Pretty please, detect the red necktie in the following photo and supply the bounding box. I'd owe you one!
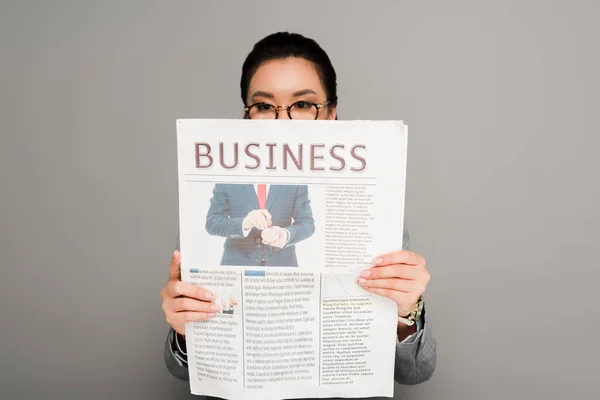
[257,184,267,209]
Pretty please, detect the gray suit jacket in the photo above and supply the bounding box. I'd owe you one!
[164,228,436,398]
[205,184,315,266]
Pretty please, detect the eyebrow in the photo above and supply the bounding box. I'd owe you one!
[251,89,318,101]
[251,91,275,100]
[291,89,317,97]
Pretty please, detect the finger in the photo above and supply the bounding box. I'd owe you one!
[275,233,285,246]
[362,286,414,305]
[259,209,272,226]
[260,214,270,230]
[168,250,181,281]
[357,277,422,293]
[250,215,264,230]
[374,251,424,266]
[253,214,268,230]
[248,214,257,227]
[259,209,272,219]
[359,264,421,280]
[168,297,222,313]
[256,218,266,230]
[164,281,215,301]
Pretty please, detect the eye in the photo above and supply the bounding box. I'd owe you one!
[255,103,274,112]
[295,101,313,109]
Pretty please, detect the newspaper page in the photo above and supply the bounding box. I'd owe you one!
[176,119,408,400]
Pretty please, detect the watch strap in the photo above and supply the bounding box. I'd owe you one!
[398,296,424,326]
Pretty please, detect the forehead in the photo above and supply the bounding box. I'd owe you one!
[248,57,325,99]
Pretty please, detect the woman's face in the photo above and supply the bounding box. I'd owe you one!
[246,57,336,120]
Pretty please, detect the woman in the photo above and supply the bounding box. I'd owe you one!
[160,32,436,394]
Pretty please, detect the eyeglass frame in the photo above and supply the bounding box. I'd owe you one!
[243,100,330,120]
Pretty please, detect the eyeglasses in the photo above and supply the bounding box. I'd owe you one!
[244,100,329,120]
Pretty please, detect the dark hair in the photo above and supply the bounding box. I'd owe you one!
[240,32,338,107]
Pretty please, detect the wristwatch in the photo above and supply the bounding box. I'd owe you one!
[398,296,424,326]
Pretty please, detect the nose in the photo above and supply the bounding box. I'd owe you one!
[276,106,291,120]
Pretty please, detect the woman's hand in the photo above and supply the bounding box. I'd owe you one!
[160,250,221,336]
[357,250,430,317]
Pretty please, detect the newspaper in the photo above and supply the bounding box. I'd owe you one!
[176,119,408,400]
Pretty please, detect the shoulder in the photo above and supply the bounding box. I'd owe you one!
[293,185,309,193]
[214,183,237,194]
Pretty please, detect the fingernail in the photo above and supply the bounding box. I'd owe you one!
[373,257,383,265]
[357,278,367,285]
[208,312,217,317]
[210,304,222,311]
[204,292,214,300]
[359,270,371,277]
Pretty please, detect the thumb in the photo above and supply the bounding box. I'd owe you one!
[168,250,181,281]
[260,209,272,226]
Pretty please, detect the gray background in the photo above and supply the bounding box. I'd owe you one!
[1,0,598,399]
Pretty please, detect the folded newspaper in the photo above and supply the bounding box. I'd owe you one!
[176,119,408,400]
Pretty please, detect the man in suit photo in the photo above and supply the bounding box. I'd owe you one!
[205,183,315,267]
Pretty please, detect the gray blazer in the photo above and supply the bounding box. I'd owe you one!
[205,184,315,266]
[164,229,437,398]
